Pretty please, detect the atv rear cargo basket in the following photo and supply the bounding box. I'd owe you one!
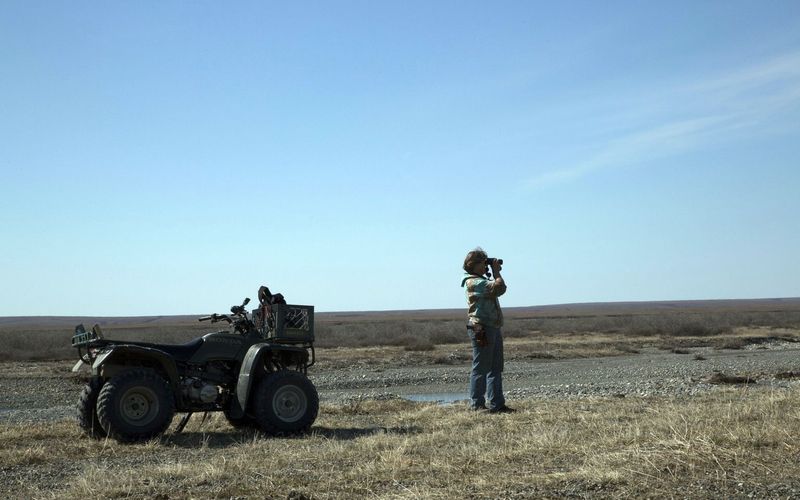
[253,304,314,343]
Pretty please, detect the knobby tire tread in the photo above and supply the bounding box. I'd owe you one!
[76,376,107,439]
[96,368,175,443]
[253,369,319,436]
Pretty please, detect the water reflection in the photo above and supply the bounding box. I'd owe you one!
[405,393,467,404]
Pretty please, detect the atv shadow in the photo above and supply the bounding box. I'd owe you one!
[166,425,422,448]
[311,425,422,440]
[165,431,255,448]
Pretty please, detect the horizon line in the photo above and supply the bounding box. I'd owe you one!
[2,296,799,320]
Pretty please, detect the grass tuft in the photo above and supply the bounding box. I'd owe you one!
[4,389,800,498]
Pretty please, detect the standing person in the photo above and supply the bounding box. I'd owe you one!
[461,248,515,413]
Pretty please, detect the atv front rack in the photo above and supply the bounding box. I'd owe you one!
[252,304,315,343]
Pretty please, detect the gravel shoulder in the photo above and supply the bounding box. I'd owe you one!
[317,343,800,402]
[2,343,800,424]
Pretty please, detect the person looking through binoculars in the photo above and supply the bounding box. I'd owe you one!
[461,248,515,413]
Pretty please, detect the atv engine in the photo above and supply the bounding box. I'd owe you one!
[181,378,220,403]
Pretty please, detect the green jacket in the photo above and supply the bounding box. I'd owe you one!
[461,273,507,328]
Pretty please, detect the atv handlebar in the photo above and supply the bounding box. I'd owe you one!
[199,297,251,326]
[198,313,232,324]
[230,297,250,316]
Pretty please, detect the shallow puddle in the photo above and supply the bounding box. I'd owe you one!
[405,393,467,404]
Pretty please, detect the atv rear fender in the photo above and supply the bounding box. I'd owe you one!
[233,343,311,417]
[92,345,180,391]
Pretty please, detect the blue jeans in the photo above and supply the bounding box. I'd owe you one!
[468,325,505,410]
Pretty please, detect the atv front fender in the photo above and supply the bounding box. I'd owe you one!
[235,343,310,416]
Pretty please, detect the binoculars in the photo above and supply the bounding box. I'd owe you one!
[485,258,503,279]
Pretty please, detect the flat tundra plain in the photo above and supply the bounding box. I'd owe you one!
[2,298,800,498]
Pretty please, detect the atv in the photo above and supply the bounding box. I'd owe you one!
[71,286,318,443]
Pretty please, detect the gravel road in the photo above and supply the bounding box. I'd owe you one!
[2,342,799,425]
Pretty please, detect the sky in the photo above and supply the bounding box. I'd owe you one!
[1,1,799,316]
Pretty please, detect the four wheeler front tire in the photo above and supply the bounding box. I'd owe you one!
[252,370,318,435]
[96,368,175,443]
[76,376,107,439]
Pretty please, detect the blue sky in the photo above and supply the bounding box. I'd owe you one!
[1,1,799,316]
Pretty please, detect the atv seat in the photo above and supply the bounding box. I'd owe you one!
[153,337,205,361]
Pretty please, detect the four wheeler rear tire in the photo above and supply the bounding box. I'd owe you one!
[252,370,318,435]
[76,376,107,439]
[96,368,175,443]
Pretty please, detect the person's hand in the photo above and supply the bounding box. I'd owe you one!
[473,324,488,347]
[491,260,502,276]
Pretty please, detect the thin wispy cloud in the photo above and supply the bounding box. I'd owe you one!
[526,51,800,189]
[687,51,800,97]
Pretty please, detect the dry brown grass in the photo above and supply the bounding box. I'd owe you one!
[314,307,800,351]
[0,321,213,361]
[3,310,800,364]
[3,387,800,498]
[311,326,800,371]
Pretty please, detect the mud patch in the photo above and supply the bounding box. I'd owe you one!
[706,372,756,384]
